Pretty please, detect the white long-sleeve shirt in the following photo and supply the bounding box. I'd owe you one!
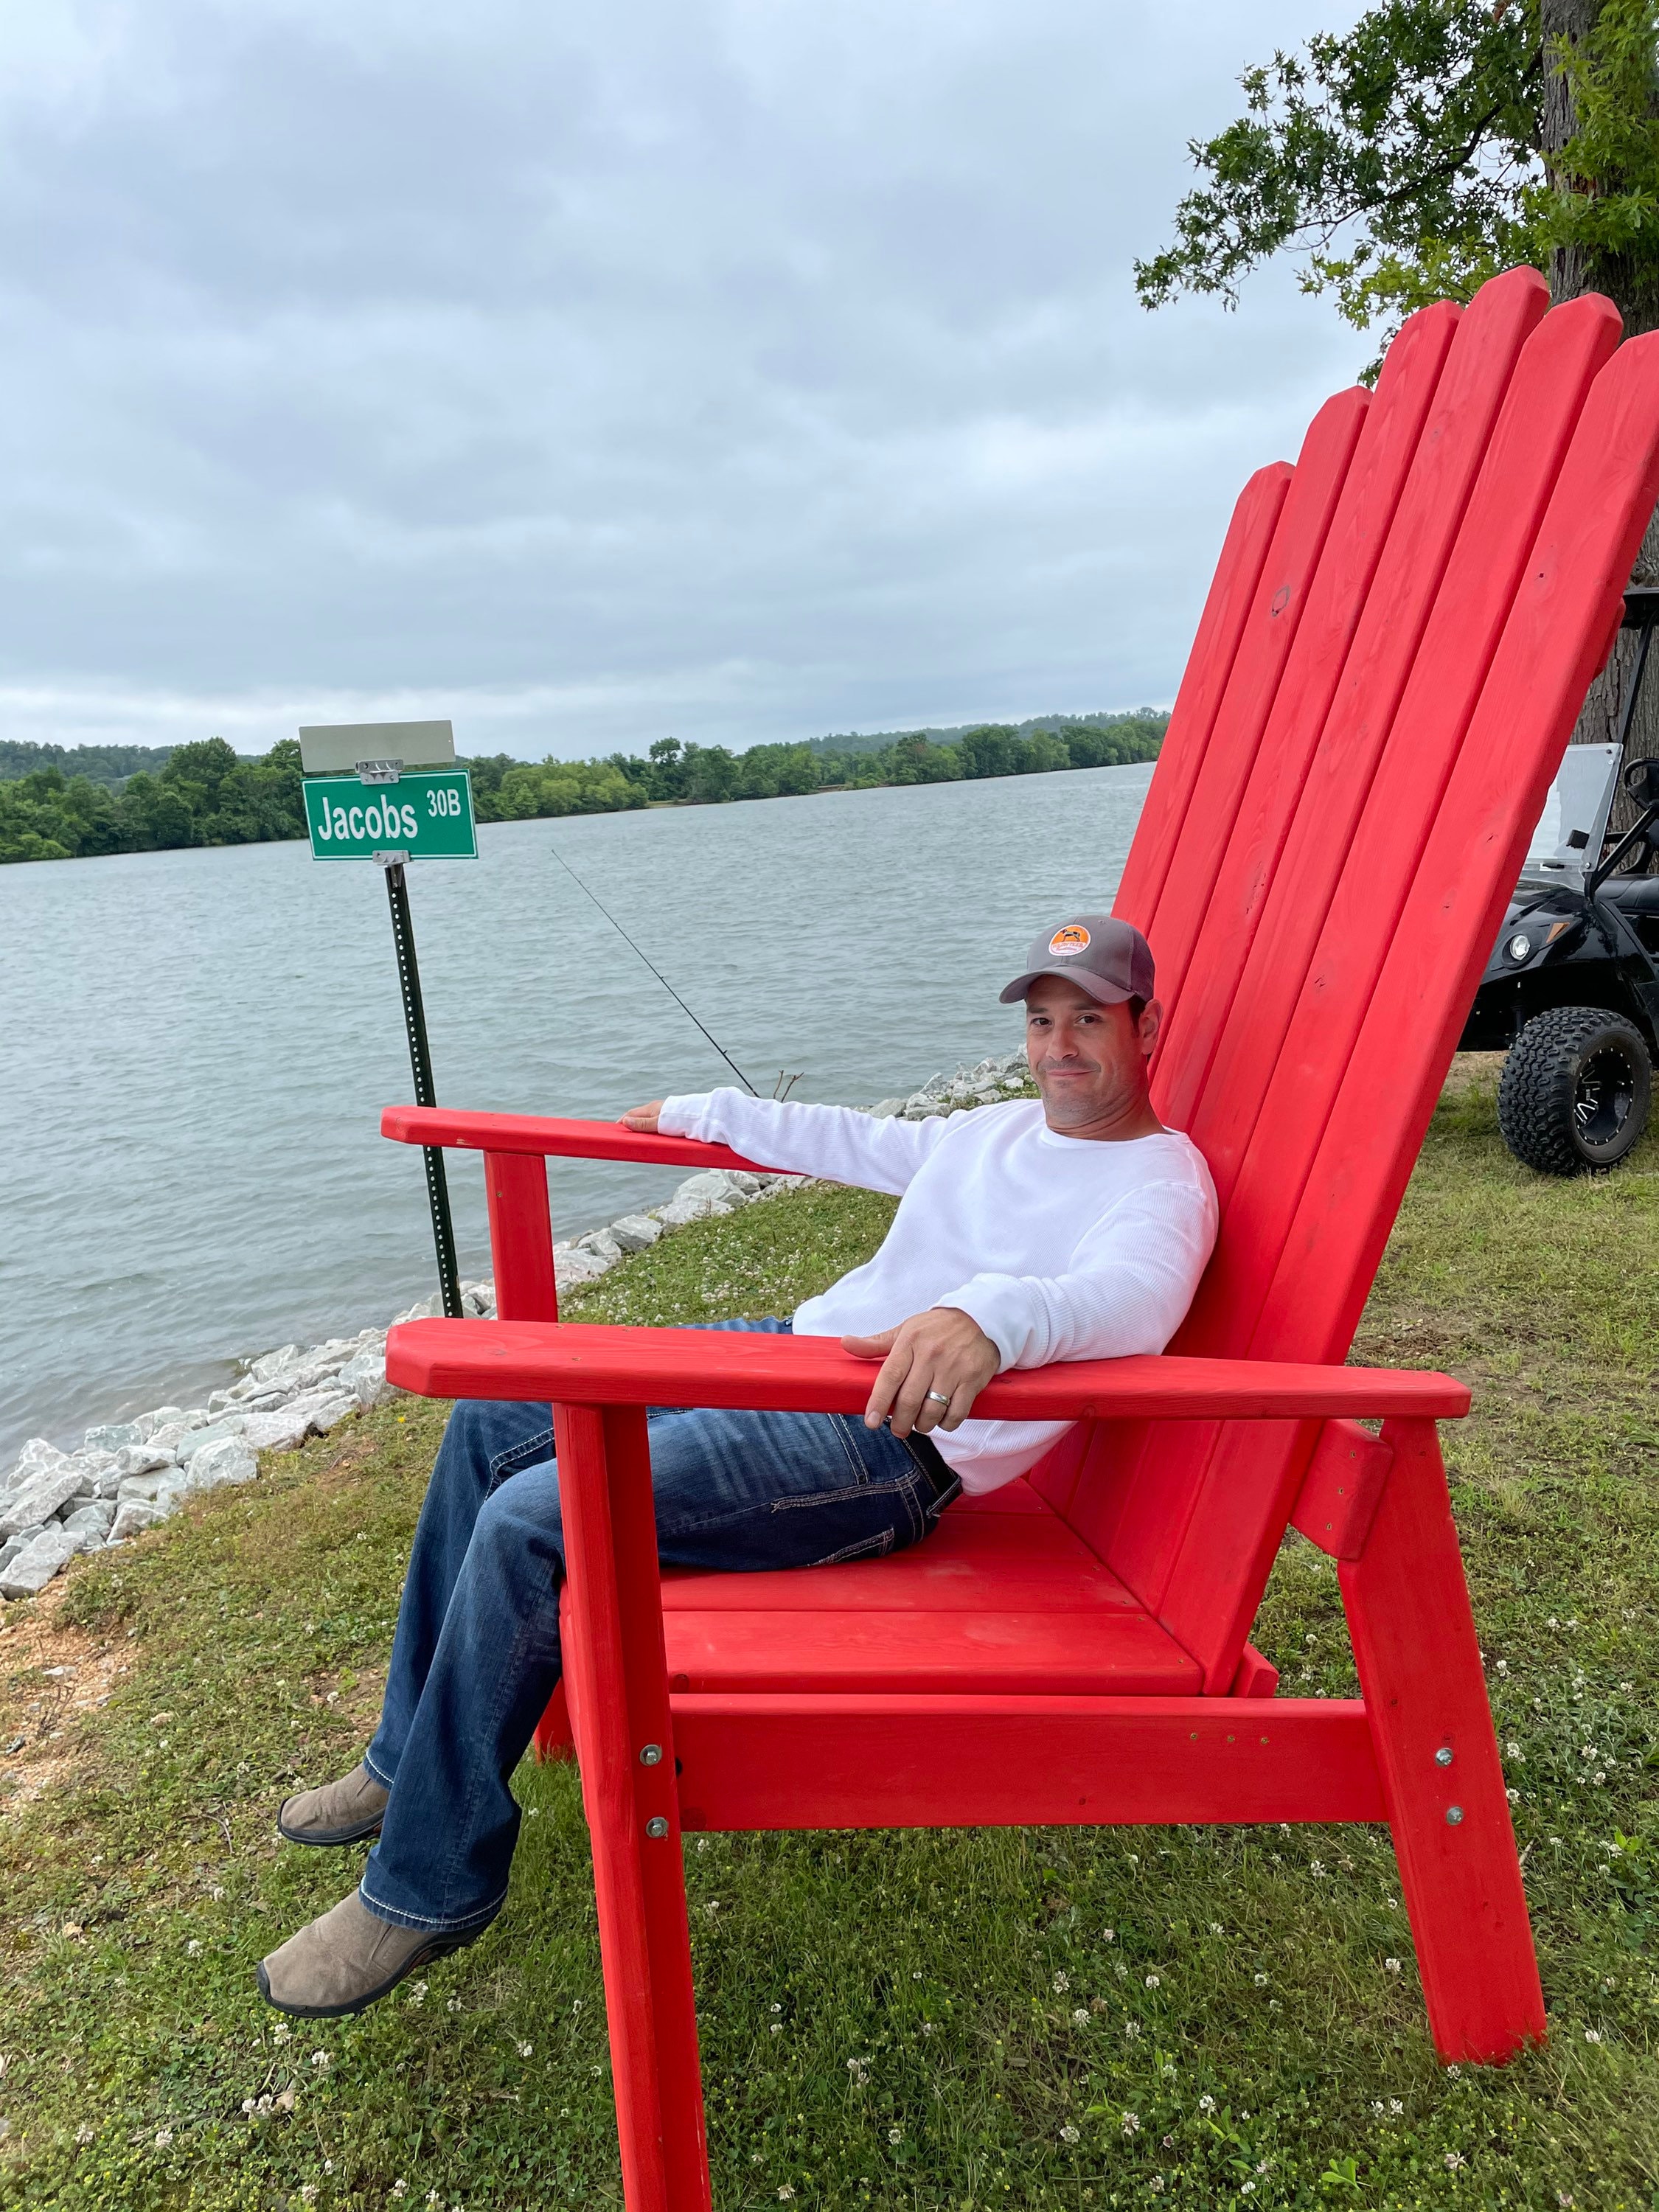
[656,1088,1219,1495]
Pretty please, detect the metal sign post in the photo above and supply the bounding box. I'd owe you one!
[299,719,478,1322]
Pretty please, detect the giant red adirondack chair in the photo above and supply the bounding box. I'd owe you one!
[384,268,1659,2211]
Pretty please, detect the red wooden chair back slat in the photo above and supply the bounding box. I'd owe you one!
[1112,460,1292,930]
[1037,272,1659,1692]
[1131,385,1373,1015]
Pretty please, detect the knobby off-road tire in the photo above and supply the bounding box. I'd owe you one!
[1497,1006,1652,1175]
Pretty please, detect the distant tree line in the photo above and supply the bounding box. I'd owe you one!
[468,712,1168,819]
[0,712,1167,864]
[0,738,175,785]
[0,738,307,865]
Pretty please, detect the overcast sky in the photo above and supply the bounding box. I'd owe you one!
[0,1,1368,762]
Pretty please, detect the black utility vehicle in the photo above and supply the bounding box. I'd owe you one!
[1459,588,1659,1173]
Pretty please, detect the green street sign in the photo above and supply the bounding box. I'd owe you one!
[303,771,477,860]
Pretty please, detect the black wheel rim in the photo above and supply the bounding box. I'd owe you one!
[1573,1046,1636,1152]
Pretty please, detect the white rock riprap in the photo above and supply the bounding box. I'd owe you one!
[0,1051,1032,1604]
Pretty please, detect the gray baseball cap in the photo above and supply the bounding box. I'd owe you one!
[998,914,1155,1006]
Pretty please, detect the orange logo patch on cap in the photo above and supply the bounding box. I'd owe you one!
[1048,925,1091,956]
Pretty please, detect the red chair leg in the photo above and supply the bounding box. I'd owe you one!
[1341,1417,1545,2063]
[556,1401,711,2212]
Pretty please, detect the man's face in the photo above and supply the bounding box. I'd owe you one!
[1024,975,1161,1132]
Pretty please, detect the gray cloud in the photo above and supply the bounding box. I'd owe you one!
[0,1,1367,759]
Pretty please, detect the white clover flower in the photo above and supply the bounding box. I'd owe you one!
[1585,2028,1603,2045]
[1071,2007,1090,2025]
[1197,2095,1217,2114]
[1495,1659,1508,1675]
[777,2189,795,2202]
[185,1940,202,1958]
[1208,1922,1222,1935]
[154,2129,173,2149]
[447,1997,461,2013]
[1507,1788,1520,1804]
[921,2021,934,2035]
[392,2186,408,2201]
[517,2042,533,2059]
[273,2023,293,2045]
[310,2051,330,2070]
[300,2188,319,2207]
[1389,2100,1404,2116]
[1385,1958,1402,1975]
[1060,2124,1080,2143]
[770,2002,782,2014]
[1145,1973,1161,1989]
[1444,2152,1466,2171]
[1052,1971,1069,1993]
[1121,2111,1140,2135]
[1253,1973,1268,1987]
[1309,1860,1326,1879]
[888,2127,902,2144]
[1123,2020,1141,2038]
[1102,1927,1115,1943]
[769,2023,782,2035]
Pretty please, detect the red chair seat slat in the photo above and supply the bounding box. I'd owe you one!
[635,1498,1203,1697]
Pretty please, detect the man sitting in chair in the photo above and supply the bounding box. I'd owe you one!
[257,914,1217,2017]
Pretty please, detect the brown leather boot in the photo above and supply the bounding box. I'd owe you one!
[276,1761,389,1847]
[257,1889,484,2018]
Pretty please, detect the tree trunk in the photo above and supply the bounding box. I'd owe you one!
[1542,0,1659,852]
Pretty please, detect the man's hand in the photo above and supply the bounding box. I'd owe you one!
[842,1307,1000,1436]
[620,1101,664,1133]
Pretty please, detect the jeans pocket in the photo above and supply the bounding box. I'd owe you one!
[808,1526,897,1567]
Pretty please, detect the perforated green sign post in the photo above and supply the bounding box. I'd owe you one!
[302,770,476,860]
[297,720,472,1324]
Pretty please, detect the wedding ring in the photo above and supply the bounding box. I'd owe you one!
[925,1389,950,1405]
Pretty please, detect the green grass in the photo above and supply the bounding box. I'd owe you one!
[1,1072,1655,2211]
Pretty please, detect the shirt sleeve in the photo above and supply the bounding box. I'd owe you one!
[933,1179,1218,1370]
[657,1088,954,1196]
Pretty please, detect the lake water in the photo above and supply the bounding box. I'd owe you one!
[1,762,1152,1461]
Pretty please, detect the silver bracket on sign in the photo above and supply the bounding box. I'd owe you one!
[357,758,405,785]
[370,849,411,869]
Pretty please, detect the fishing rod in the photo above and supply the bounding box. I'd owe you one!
[547,842,762,1096]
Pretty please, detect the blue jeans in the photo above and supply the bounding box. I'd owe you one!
[358,1320,958,1933]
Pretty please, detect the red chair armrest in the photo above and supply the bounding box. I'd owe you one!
[380,1105,782,1177]
[386,1319,1470,1422]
